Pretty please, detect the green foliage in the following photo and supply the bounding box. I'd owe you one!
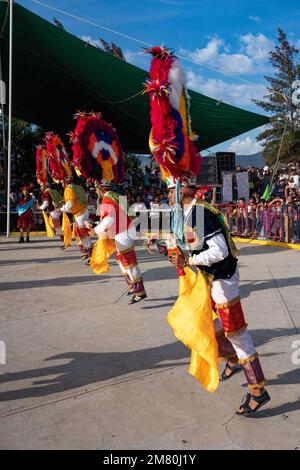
[254,29,300,164]
[99,38,126,61]
[10,118,44,179]
[123,153,142,171]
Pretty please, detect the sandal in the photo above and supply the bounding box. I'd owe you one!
[236,390,270,416]
[220,362,242,381]
[129,293,147,305]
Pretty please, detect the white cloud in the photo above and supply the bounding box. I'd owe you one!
[249,16,261,23]
[218,53,253,75]
[180,33,273,76]
[182,38,224,63]
[124,49,151,68]
[186,70,266,106]
[228,136,263,155]
[81,35,101,48]
[239,33,273,62]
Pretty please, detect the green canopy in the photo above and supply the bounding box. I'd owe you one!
[0,2,269,153]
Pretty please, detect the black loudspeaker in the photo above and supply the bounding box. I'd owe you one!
[197,156,218,184]
[216,152,236,182]
[197,152,236,184]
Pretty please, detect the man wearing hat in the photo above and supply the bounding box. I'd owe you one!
[169,176,270,416]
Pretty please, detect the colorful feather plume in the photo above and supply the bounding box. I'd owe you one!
[144,46,201,180]
[69,111,125,185]
[36,144,49,185]
[45,132,73,183]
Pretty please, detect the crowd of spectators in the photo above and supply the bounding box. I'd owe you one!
[222,164,300,243]
[1,160,300,243]
[237,164,300,204]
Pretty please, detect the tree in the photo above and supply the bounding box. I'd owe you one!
[53,17,64,30]
[99,38,126,61]
[124,153,142,170]
[254,28,300,164]
[10,119,44,186]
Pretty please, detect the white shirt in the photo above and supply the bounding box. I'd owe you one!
[184,198,229,267]
[189,232,229,267]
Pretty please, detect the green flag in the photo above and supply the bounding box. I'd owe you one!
[262,184,271,201]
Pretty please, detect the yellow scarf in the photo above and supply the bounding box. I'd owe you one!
[168,267,219,393]
[90,238,116,274]
[62,212,72,248]
[42,211,55,238]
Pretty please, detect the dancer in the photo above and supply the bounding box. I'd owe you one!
[169,177,271,415]
[94,180,147,304]
[44,131,92,258]
[17,185,35,243]
[38,182,64,244]
[145,46,270,415]
[60,176,93,261]
[69,111,146,303]
[36,142,64,243]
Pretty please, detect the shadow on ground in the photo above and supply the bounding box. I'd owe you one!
[0,275,113,291]
[0,327,298,420]
[0,341,189,403]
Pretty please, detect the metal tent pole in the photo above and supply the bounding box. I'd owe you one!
[6,0,13,237]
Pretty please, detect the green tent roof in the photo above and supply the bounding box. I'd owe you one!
[0,2,269,153]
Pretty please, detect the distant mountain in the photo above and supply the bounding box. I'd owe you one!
[137,151,266,170]
[236,152,265,168]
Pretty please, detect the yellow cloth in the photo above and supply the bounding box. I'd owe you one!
[101,160,114,182]
[62,212,72,248]
[90,238,116,274]
[42,211,55,238]
[167,267,219,393]
[63,186,86,216]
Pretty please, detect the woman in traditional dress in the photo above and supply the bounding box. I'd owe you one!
[17,185,35,243]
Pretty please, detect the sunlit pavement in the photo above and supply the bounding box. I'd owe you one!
[0,236,299,449]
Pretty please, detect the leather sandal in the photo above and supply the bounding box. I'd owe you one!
[129,293,147,305]
[236,390,270,416]
[220,362,242,381]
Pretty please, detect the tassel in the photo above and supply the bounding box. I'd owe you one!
[42,211,55,238]
[62,212,72,248]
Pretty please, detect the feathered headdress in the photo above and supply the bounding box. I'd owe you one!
[36,144,49,185]
[68,111,125,185]
[45,132,73,183]
[144,46,201,180]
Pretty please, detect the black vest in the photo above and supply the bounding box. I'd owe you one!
[188,205,237,280]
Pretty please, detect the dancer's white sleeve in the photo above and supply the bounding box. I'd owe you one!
[61,201,73,213]
[94,216,115,235]
[39,200,49,210]
[189,233,229,267]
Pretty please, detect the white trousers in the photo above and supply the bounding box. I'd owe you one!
[50,209,62,235]
[74,210,92,250]
[114,226,144,289]
[212,267,256,360]
[211,267,240,304]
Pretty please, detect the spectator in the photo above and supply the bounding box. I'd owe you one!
[272,177,286,199]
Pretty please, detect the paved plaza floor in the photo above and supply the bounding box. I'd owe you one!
[0,237,299,449]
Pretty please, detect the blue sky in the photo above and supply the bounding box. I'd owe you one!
[19,0,300,154]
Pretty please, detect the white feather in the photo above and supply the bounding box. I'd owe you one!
[168,58,186,111]
[91,140,118,165]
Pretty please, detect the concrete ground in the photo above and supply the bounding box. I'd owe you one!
[0,236,299,450]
